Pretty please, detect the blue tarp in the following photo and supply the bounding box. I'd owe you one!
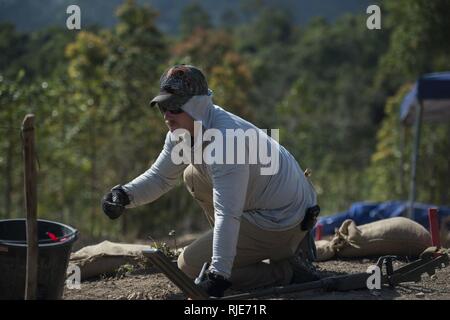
[316,201,450,236]
[400,72,450,124]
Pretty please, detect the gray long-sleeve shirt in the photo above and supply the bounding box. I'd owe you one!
[122,93,317,278]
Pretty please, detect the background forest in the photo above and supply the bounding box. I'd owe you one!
[1,0,449,244]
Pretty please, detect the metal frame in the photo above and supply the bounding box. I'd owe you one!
[143,247,449,300]
[142,248,209,300]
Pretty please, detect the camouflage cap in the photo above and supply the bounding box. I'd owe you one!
[150,64,209,110]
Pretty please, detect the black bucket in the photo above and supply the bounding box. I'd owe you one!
[0,219,78,300]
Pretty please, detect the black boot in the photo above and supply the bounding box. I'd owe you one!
[288,254,321,284]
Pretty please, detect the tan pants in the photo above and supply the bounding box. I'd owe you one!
[178,164,307,290]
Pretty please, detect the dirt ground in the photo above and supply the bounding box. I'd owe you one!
[63,257,450,300]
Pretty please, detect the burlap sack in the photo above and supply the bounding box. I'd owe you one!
[315,240,335,261]
[315,217,432,261]
[332,217,431,258]
[70,241,149,280]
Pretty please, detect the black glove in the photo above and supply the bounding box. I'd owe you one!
[101,185,130,220]
[196,270,232,298]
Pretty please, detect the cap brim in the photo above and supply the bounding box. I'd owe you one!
[150,91,192,110]
[150,92,174,107]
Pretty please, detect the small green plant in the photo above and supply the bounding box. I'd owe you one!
[147,234,178,260]
[116,263,135,277]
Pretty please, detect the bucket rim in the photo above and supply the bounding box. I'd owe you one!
[0,218,78,248]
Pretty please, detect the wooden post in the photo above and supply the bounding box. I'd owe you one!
[22,114,38,300]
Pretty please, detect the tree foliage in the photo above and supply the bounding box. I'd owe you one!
[0,0,448,242]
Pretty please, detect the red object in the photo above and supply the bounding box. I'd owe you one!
[46,232,59,242]
[428,208,441,248]
[315,223,323,241]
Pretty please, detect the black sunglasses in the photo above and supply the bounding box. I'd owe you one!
[157,104,184,115]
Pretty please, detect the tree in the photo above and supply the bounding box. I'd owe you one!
[209,52,254,119]
[0,70,57,221]
[106,0,172,237]
[276,15,389,213]
[179,2,212,38]
[235,7,297,127]
[66,30,110,236]
[172,28,231,71]
[0,23,27,77]
[367,0,450,205]
[0,71,28,219]
[376,0,450,90]
[367,85,450,205]
[172,28,254,119]
[366,85,411,201]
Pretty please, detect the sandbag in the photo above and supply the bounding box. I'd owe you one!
[315,217,431,261]
[70,241,149,280]
[315,240,335,262]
